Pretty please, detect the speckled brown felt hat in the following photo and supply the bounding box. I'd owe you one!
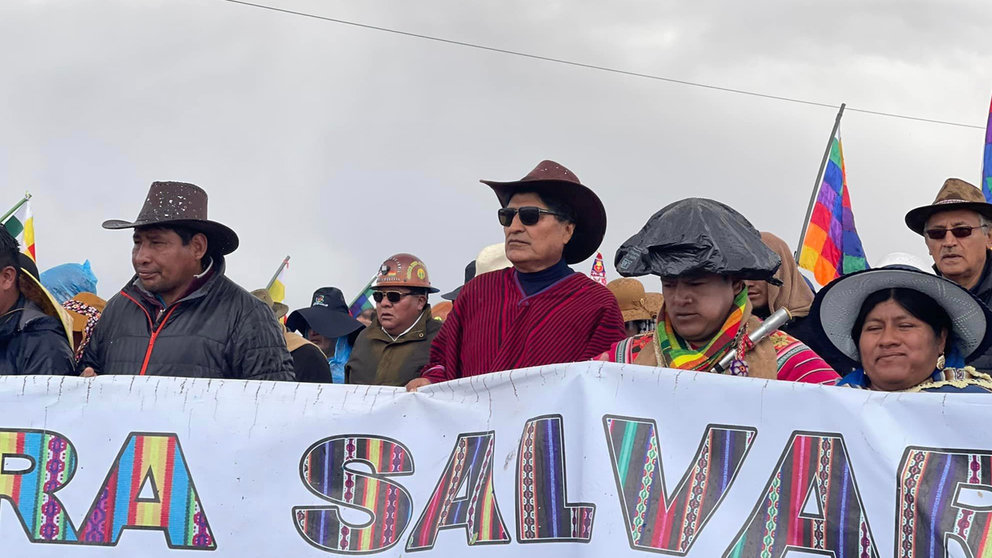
[905,178,992,235]
[103,182,239,255]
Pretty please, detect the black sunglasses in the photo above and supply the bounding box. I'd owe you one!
[372,291,417,304]
[497,206,562,227]
[923,225,988,240]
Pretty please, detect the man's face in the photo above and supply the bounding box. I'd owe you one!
[661,273,739,344]
[375,288,426,336]
[307,329,334,356]
[924,209,992,287]
[132,227,206,304]
[503,192,575,273]
[743,279,768,310]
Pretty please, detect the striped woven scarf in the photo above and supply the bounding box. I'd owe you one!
[657,288,748,371]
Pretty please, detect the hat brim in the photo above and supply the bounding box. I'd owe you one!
[441,285,462,301]
[102,218,240,255]
[621,307,653,322]
[273,302,289,320]
[286,307,364,339]
[814,266,992,364]
[19,269,74,349]
[482,179,607,265]
[905,202,992,235]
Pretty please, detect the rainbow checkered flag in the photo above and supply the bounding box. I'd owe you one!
[348,278,376,318]
[3,195,36,263]
[982,94,992,202]
[799,135,869,286]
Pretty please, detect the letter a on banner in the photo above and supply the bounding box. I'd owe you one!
[77,433,215,549]
[603,416,755,555]
[293,435,415,553]
[0,429,79,543]
[896,447,992,557]
[406,431,510,551]
[725,432,878,558]
[516,415,595,543]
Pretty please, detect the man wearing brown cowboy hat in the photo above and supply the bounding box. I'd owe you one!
[905,178,992,370]
[346,253,443,386]
[406,160,625,391]
[0,226,74,375]
[77,181,294,380]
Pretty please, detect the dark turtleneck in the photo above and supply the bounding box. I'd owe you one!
[516,258,575,296]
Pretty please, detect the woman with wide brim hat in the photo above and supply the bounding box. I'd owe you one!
[811,265,992,392]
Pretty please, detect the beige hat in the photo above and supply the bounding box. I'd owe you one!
[475,243,513,275]
[251,288,289,320]
[607,278,653,322]
[905,178,992,235]
[643,292,664,319]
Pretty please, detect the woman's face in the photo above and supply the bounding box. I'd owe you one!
[858,299,947,391]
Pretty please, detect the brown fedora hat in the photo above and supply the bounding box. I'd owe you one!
[482,160,607,264]
[905,178,992,235]
[102,181,239,255]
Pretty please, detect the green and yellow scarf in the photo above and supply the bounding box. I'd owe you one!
[657,288,748,371]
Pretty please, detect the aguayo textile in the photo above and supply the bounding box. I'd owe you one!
[1,362,991,557]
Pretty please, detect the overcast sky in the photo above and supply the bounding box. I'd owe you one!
[2,0,990,311]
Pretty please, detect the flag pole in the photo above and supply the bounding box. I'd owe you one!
[265,255,290,290]
[0,192,32,225]
[795,103,846,261]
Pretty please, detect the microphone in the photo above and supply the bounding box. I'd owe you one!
[710,307,792,373]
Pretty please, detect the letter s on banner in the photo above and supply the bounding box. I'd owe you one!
[293,435,415,554]
[76,433,215,549]
[897,447,992,557]
[725,432,879,558]
[603,416,755,555]
[0,429,79,543]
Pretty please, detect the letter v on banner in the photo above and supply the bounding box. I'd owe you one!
[602,416,756,555]
[725,431,878,557]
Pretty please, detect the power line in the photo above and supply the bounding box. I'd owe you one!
[221,0,985,131]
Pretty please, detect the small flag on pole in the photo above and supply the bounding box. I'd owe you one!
[3,196,35,263]
[267,261,288,305]
[348,277,376,318]
[799,135,869,286]
[590,252,607,286]
[982,94,992,202]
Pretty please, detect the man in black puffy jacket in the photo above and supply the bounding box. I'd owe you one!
[0,227,74,375]
[77,182,293,381]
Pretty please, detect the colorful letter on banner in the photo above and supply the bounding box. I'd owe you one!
[0,429,78,543]
[77,433,214,549]
[293,436,415,553]
[896,447,992,557]
[725,432,878,557]
[517,415,595,543]
[602,416,755,555]
[406,431,510,551]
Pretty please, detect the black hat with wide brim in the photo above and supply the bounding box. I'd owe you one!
[103,181,239,255]
[482,160,606,265]
[286,287,364,339]
[812,265,992,365]
[615,197,782,282]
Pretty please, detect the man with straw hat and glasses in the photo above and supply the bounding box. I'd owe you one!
[78,181,293,380]
[906,178,992,370]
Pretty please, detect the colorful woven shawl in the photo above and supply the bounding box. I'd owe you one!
[657,288,747,371]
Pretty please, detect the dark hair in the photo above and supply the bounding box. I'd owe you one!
[851,288,951,352]
[514,188,576,224]
[0,226,20,277]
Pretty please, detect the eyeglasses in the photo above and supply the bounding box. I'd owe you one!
[497,206,563,227]
[923,225,988,240]
[372,291,417,304]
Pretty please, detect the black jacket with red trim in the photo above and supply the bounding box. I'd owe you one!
[77,258,294,380]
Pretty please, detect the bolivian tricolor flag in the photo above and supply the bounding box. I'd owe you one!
[4,198,36,262]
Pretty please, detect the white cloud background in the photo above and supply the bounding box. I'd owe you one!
[1,0,990,311]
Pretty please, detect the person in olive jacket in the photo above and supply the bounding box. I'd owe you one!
[77,182,293,381]
[346,253,442,386]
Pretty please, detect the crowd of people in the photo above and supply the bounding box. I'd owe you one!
[3,162,992,395]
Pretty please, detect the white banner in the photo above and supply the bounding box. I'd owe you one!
[1,362,992,557]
